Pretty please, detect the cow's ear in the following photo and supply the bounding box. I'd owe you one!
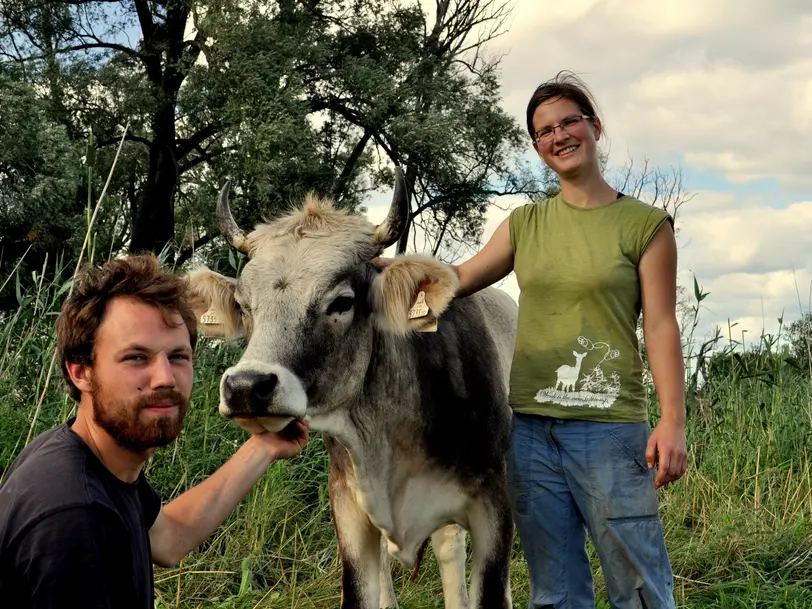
[370,255,459,335]
[185,267,242,339]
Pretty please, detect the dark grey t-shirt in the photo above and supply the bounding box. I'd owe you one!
[0,419,162,608]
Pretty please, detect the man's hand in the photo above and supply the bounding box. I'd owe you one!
[253,418,310,461]
[645,418,687,489]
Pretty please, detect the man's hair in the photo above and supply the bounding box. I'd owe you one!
[526,70,602,139]
[55,254,198,401]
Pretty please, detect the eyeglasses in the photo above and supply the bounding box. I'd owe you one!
[532,115,594,145]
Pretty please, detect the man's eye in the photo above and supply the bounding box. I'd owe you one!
[326,296,354,315]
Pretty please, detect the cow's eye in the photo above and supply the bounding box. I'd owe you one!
[326,295,354,315]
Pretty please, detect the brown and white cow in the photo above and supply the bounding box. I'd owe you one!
[187,168,518,609]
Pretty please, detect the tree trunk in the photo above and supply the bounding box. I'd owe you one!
[396,164,419,254]
[129,102,178,256]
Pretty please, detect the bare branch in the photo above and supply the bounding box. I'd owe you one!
[12,41,142,62]
[176,124,219,159]
[97,134,152,148]
[333,129,372,202]
[610,153,696,230]
[431,209,453,256]
[178,144,236,174]
[176,234,212,266]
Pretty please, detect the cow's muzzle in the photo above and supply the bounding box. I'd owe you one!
[219,362,307,432]
[223,370,278,414]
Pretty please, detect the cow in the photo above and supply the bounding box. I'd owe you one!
[186,168,518,609]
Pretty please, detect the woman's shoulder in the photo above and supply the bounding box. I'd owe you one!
[614,194,674,259]
[510,192,560,220]
[615,194,673,225]
[508,196,557,252]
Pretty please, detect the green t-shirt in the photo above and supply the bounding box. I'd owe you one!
[507,192,672,423]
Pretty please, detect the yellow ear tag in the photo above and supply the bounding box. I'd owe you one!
[408,291,430,319]
[416,317,438,333]
[200,307,222,326]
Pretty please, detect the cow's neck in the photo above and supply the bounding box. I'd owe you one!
[311,332,473,568]
[312,330,416,449]
[309,332,424,529]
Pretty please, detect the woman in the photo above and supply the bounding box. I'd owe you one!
[450,72,687,608]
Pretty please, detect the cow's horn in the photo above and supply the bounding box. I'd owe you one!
[373,166,409,248]
[217,180,250,255]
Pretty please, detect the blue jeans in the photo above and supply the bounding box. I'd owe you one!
[506,412,675,609]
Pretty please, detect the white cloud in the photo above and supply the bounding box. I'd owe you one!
[485,0,812,344]
[488,0,812,188]
[626,62,812,188]
[474,193,812,345]
[689,268,812,346]
[679,200,812,278]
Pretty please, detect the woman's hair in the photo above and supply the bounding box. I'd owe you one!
[55,254,198,401]
[525,70,602,139]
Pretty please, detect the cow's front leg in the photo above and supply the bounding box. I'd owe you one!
[431,524,469,609]
[330,468,382,608]
[378,536,398,608]
[467,494,513,609]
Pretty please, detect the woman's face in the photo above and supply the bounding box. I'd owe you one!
[531,96,602,181]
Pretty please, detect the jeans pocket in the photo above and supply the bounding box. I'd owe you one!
[608,422,653,476]
[603,422,659,519]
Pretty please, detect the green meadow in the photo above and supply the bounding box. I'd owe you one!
[1,258,810,609]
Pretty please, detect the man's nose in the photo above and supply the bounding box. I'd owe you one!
[150,355,177,388]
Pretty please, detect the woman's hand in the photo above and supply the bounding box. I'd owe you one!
[646,418,687,488]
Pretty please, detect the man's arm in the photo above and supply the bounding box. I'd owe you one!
[149,419,309,567]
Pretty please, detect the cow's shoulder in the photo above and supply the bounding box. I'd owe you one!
[404,287,515,477]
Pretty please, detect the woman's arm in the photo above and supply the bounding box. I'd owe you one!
[451,217,515,298]
[638,221,688,489]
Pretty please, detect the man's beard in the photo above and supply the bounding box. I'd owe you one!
[91,382,189,452]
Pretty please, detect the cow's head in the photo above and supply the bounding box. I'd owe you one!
[187,168,459,434]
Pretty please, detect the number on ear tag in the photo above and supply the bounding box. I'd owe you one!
[200,307,222,325]
[408,291,430,319]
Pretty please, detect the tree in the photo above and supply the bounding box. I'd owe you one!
[299,0,547,256]
[786,312,812,375]
[0,70,86,309]
[0,0,541,274]
[0,1,359,262]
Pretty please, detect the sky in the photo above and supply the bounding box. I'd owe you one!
[365,0,812,353]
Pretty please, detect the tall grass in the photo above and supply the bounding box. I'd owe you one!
[1,258,810,608]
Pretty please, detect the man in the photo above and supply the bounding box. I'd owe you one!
[0,254,310,608]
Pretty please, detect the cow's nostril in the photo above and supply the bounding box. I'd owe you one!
[251,374,278,407]
[223,374,238,403]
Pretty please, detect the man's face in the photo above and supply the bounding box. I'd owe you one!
[88,297,194,452]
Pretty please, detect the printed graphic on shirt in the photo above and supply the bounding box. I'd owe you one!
[534,336,621,409]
